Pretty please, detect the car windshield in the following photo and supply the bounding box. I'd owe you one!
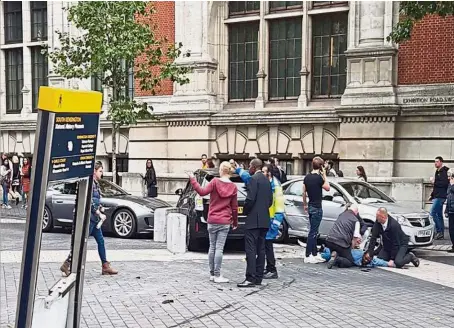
[339,182,393,203]
[98,179,129,197]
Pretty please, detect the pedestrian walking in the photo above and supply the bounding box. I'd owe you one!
[0,158,12,209]
[325,204,367,269]
[235,163,285,279]
[302,156,330,264]
[237,159,273,288]
[144,159,157,197]
[207,158,215,168]
[60,162,118,276]
[444,169,454,253]
[366,207,420,268]
[429,156,449,240]
[187,161,238,283]
[21,158,31,209]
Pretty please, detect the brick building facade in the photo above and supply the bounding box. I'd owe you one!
[1,1,453,180]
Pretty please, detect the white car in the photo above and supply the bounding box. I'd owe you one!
[282,178,434,248]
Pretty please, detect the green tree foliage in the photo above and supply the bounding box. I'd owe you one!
[388,1,454,43]
[47,1,190,182]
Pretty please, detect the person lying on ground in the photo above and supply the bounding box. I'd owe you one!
[320,247,395,268]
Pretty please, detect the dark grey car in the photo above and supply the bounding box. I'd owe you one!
[42,179,171,238]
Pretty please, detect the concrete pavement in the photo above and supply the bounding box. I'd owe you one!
[3,219,454,327]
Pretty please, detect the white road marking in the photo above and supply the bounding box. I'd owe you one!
[0,218,26,224]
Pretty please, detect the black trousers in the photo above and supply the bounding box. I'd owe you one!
[325,241,355,268]
[245,228,268,283]
[377,245,412,268]
[449,214,454,246]
[265,240,276,273]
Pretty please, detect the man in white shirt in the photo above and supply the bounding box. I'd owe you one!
[325,203,368,268]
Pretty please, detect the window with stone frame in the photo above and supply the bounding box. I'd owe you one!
[4,1,23,44]
[312,1,349,8]
[269,17,302,100]
[228,1,260,17]
[269,1,303,12]
[31,46,48,111]
[228,22,259,102]
[5,48,24,113]
[30,1,47,41]
[91,74,103,92]
[311,13,348,98]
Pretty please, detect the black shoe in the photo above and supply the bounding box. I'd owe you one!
[447,247,454,253]
[409,252,420,267]
[436,232,444,240]
[237,280,256,288]
[263,271,278,279]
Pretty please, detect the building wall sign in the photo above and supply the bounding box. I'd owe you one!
[402,97,454,104]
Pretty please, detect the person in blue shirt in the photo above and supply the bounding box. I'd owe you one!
[320,246,394,268]
[235,162,285,279]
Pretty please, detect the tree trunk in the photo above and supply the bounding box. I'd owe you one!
[111,125,117,185]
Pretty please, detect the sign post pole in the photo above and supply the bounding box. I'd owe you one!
[14,87,102,328]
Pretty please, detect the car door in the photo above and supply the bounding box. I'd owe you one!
[319,184,347,238]
[284,180,308,233]
[51,182,77,222]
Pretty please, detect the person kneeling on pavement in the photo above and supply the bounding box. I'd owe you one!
[325,203,368,269]
[235,162,285,280]
[365,207,420,269]
[320,247,395,268]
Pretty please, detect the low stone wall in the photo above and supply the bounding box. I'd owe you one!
[115,172,436,211]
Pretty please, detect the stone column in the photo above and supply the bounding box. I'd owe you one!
[255,2,266,109]
[21,2,33,117]
[173,1,219,111]
[359,2,385,47]
[298,1,309,109]
[339,0,398,110]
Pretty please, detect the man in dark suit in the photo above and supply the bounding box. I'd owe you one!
[238,159,273,287]
[366,207,420,268]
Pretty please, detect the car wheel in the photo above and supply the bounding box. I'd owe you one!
[112,209,136,238]
[42,206,53,232]
[186,220,200,251]
[275,219,289,243]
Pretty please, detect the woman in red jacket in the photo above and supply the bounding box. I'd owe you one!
[188,162,238,283]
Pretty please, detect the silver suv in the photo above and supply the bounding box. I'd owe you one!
[283,178,434,248]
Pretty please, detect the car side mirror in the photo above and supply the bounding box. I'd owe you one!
[175,188,183,196]
[333,196,346,205]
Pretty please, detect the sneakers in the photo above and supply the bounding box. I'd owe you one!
[263,271,278,279]
[435,232,444,240]
[214,276,229,283]
[304,254,324,264]
[1,204,11,209]
[210,275,215,282]
[101,262,118,275]
[327,257,337,269]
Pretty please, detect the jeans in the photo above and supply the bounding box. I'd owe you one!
[431,198,445,233]
[207,224,230,277]
[449,214,454,247]
[306,206,323,257]
[2,183,9,205]
[66,221,107,264]
[325,241,355,268]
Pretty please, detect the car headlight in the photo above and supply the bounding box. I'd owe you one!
[395,215,412,227]
[429,215,435,225]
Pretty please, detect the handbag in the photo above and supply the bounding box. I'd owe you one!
[12,178,20,186]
